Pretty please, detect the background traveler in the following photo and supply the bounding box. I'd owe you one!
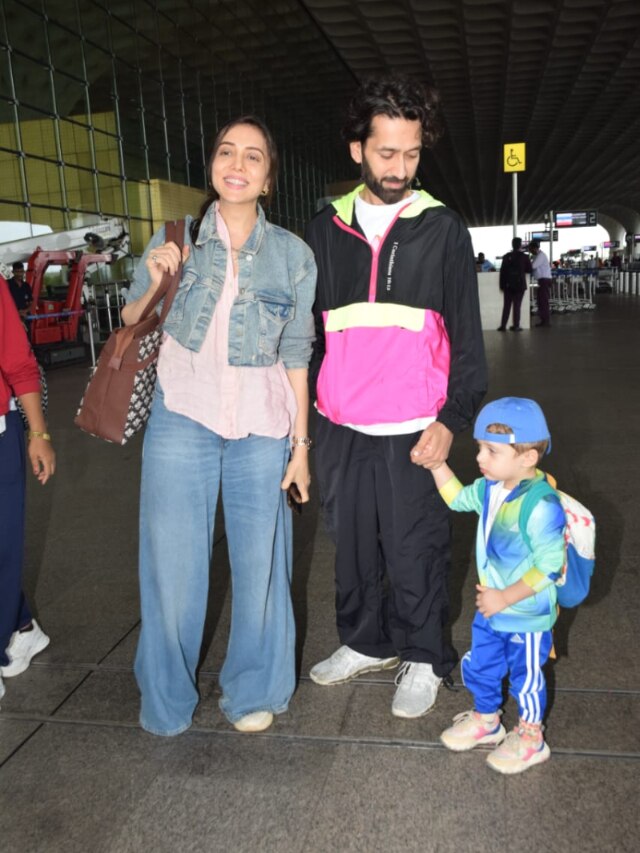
[497,237,532,332]
[6,262,33,319]
[529,240,552,327]
[476,252,495,272]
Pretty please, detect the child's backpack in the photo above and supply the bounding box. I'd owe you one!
[519,475,595,608]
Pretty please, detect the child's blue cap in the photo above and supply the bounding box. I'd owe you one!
[473,397,551,454]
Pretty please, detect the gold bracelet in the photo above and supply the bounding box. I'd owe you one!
[27,431,51,441]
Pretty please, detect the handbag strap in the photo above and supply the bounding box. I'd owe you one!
[139,219,186,324]
[108,220,186,368]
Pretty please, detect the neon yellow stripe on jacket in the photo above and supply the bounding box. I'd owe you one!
[522,566,555,592]
[439,476,464,506]
[331,185,444,225]
[325,302,426,333]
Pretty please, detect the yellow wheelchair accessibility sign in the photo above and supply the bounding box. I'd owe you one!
[503,143,526,173]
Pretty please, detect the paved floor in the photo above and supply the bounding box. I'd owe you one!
[1,294,638,852]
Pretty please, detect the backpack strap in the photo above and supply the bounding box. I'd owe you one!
[477,478,489,531]
[518,475,558,551]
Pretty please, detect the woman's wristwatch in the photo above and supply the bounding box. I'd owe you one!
[290,436,313,450]
[27,430,52,441]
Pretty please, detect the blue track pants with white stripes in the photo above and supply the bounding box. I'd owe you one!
[461,612,553,723]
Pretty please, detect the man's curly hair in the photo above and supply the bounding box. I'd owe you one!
[342,74,443,149]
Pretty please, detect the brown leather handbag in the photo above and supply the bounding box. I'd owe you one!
[75,220,185,445]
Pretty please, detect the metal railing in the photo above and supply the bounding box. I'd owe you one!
[84,280,128,340]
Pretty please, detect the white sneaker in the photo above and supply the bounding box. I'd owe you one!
[309,645,399,686]
[0,619,50,677]
[391,662,442,718]
[233,711,274,733]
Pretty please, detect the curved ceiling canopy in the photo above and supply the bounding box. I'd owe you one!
[5,0,639,226]
[302,0,640,225]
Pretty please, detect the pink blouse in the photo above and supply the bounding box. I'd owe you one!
[157,205,298,439]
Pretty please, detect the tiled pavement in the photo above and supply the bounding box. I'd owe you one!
[1,294,638,852]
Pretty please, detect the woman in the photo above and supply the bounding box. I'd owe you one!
[1,281,55,701]
[122,116,316,736]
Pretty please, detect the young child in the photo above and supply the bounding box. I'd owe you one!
[429,397,565,774]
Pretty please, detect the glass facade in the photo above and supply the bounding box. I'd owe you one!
[0,0,350,275]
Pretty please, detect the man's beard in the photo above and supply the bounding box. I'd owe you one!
[361,154,413,205]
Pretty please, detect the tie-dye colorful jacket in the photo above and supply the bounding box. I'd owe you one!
[440,472,566,632]
[305,186,487,433]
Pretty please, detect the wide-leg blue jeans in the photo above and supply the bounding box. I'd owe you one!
[134,387,295,735]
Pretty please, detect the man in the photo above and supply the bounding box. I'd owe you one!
[305,75,487,718]
[498,238,531,331]
[6,262,33,319]
[476,252,495,272]
[529,240,552,327]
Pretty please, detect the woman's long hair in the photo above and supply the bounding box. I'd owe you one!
[190,115,279,244]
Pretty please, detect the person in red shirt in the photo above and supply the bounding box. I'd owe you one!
[0,277,55,702]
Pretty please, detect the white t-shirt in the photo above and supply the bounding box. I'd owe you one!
[485,483,511,540]
[355,192,418,247]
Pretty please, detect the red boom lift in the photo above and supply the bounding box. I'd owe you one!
[0,218,129,364]
[26,249,113,346]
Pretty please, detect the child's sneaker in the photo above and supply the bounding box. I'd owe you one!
[486,722,550,774]
[440,710,506,752]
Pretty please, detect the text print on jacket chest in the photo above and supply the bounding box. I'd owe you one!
[386,241,399,292]
[332,201,412,304]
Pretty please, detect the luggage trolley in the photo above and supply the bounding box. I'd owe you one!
[550,267,597,314]
[579,270,597,310]
[550,268,570,313]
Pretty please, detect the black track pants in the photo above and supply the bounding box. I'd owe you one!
[315,416,458,677]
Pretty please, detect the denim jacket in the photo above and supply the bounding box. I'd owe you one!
[125,204,317,369]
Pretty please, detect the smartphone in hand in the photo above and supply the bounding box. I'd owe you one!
[287,482,303,515]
